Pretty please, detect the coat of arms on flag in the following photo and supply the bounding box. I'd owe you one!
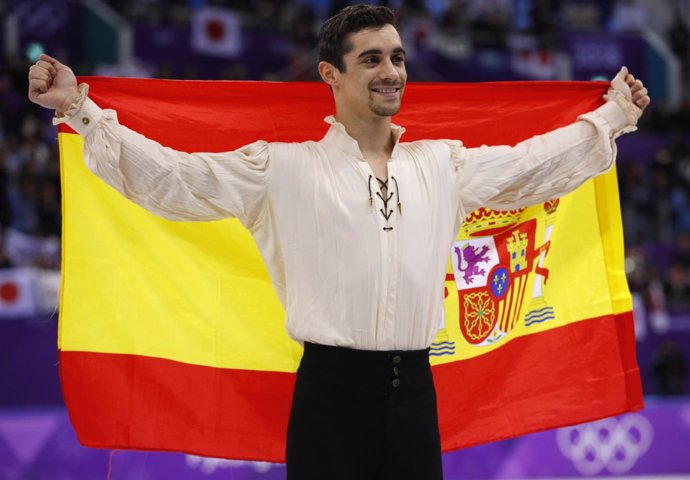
[445,200,561,348]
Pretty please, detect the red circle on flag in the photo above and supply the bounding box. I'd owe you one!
[0,282,19,303]
[206,20,225,41]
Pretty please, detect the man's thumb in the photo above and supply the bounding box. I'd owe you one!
[610,67,631,99]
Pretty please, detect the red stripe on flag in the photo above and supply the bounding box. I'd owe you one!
[435,310,642,451]
[57,79,608,151]
[59,351,296,462]
[60,311,640,461]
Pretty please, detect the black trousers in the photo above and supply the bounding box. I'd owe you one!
[286,342,443,480]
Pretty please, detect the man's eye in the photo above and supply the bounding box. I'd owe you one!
[393,56,405,64]
[364,57,379,64]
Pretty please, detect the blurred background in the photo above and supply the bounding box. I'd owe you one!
[1,0,689,478]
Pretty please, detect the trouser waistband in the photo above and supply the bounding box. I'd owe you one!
[302,341,430,367]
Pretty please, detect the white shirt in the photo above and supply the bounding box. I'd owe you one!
[65,96,631,351]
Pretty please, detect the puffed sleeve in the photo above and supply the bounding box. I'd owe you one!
[449,101,634,218]
[61,96,270,227]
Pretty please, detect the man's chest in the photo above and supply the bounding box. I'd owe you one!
[267,144,460,246]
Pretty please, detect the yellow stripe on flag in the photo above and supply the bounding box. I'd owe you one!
[59,133,302,372]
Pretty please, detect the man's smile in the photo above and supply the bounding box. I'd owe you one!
[370,86,402,97]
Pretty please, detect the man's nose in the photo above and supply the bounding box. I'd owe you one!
[379,58,400,80]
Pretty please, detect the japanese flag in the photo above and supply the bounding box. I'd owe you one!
[191,7,242,58]
[0,268,37,318]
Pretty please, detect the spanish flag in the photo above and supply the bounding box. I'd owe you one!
[57,79,642,462]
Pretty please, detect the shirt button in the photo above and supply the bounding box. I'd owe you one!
[392,355,401,365]
[82,117,90,125]
[393,366,399,376]
[392,378,401,388]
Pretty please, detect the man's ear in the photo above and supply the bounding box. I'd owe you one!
[318,61,339,87]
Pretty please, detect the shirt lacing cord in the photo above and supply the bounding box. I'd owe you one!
[368,175,402,231]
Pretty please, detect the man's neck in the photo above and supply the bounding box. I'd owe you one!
[335,111,394,180]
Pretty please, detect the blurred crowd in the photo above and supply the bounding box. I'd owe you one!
[2,0,690,327]
[0,58,61,270]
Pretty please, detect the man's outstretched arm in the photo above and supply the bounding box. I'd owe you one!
[451,67,650,216]
[28,54,270,227]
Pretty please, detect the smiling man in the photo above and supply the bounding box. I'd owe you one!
[28,4,650,480]
[317,14,408,183]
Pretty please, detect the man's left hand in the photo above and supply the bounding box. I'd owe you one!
[609,67,651,119]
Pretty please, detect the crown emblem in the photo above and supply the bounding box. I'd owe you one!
[463,207,525,237]
[543,199,560,215]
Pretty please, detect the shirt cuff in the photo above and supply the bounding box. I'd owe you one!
[583,101,637,138]
[61,97,104,137]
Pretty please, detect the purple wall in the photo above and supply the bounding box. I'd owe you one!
[0,319,62,405]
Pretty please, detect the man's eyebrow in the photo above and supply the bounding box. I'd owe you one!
[356,47,406,59]
[357,49,382,58]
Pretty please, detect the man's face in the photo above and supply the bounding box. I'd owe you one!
[336,24,407,118]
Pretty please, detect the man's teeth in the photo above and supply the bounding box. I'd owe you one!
[373,88,397,93]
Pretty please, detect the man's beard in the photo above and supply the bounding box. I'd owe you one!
[368,98,401,117]
[367,80,404,117]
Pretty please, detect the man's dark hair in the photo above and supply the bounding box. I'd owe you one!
[318,4,396,72]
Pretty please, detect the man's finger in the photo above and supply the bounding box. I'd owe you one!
[29,67,51,82]
[632,86,647,98]
[611,66,627,85]
[29,64,48,79]
[34,60,57,76]
[39,53,66,70]
[28,78,48,96]
[629,79,643,92]
[636,95,651,110]
[28,66,46,82]
[633,89,648,103]
[610,67,630,96]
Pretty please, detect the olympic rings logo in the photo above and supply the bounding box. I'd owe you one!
[556,413,653,476]
[185,455,276,475]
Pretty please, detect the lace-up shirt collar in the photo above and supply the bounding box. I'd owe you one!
[321,115,406,161]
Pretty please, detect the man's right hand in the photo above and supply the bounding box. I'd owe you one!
[28,54,80,114]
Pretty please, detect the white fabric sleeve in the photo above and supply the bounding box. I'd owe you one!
[61,97,270,227]
[449,100,634,216]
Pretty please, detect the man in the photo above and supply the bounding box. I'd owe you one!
[28,4,649,480]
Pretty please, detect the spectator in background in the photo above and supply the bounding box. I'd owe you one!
[6,174,40,236]
[652,341,688,395]
[0,150,9,230]
[650,148,676,243]
[674,233,690,268]
[618,160,652,244]
[559,0,605,32]
[663,262,690,313]
[671,97,690,132]
[467,0,511,49]
[433,2,472,61]
[609,0,647,33]
[19,115,50,171]
[671,180,690,234]
[668,10,689,86]
[0,212,13,269]
[530,0,559,49]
